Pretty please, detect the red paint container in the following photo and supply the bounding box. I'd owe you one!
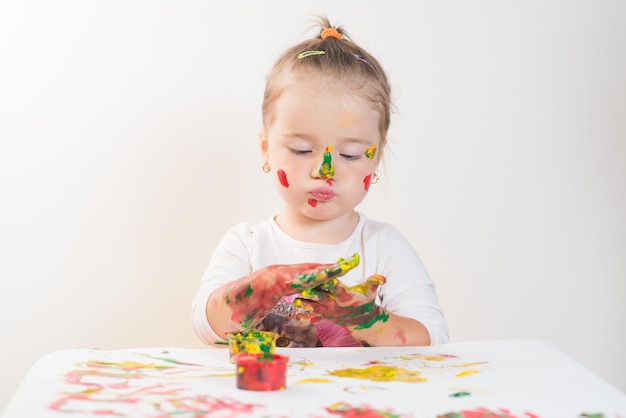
[235,353,289,391]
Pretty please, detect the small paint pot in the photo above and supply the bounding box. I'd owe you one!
[228,331,275,362]
[235,353,289,391]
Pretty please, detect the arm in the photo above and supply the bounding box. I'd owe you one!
[349,310,431,346]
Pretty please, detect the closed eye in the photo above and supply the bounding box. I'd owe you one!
[290,148,312,156]
[340,153,362,161]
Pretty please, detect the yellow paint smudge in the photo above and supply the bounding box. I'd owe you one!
[328,365,427,382]
[296,378,332,384]
[455,369,480,377]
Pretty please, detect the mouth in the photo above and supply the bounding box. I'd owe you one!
[310,188,336,201]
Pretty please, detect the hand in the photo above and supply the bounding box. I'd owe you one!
[224,255,360,331]
[294,274,389,330]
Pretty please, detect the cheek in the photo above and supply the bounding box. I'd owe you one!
[363,174,372,192]
[277,169,289,188]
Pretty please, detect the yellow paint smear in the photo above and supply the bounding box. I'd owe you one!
[455,369,480,377]
[296,378,332,384]
[328,365,427,382]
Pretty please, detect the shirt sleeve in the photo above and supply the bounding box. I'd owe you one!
[191,224,253,345]
[374,224,449,346]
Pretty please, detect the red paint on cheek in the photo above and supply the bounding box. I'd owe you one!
[363,174,372,191]
[277,170,289,188]
[307,199,317,207]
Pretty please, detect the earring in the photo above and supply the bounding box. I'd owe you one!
[262,162,271,173]
[371,173,379,184]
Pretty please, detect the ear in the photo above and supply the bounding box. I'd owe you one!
[259,129,269,162]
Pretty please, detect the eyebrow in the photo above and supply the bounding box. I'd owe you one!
[283,133,373,146]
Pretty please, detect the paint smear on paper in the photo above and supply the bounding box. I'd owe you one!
[49,355,245,416]
[437,407,539,418]
[296,377,332,384]
[328,365,426,383]
[326,401,406,418]
[455,369,480,377]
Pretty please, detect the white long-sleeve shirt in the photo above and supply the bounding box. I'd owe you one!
[191,213,449,346]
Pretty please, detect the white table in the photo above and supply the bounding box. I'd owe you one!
[3,338,625,417]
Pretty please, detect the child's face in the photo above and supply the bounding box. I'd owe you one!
[260,76,381,223]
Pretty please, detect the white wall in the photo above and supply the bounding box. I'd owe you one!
[1,0,624,410]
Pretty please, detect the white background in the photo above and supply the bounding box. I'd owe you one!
[1,0,624,411]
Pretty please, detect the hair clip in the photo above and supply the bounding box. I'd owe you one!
[321,28,342,40]
[355,54,375,70]
[298,50,326,59]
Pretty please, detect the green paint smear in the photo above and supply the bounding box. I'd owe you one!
[354,308,389,330]
[244,283,253,297]
[449,391,471,398]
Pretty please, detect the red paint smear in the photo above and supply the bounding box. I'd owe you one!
[440,407,537,418]
[326,179,333,186]
[326,402,398,418]
[363,174,372,191]
[308,199,317,207]
[393,328,407,344]
[277,170,289,188]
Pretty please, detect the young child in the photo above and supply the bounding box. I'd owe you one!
[191,16,448,348]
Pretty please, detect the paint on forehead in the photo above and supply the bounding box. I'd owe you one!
[363,174,372,192]
[364,145,377,160]
[335,110,360,127]
[277,169,289,188]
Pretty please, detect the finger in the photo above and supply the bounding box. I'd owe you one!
[366,274,386,287]
[290,264,335,290]
[337,274,386,299]
[299,286,337,303]
[293,297,324,312]
[324,253,360,279]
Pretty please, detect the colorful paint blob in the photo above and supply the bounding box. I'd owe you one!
[328,365,427,383]
[319,146,335,178]
[277,169,289,187]
[364,145,377,160]
[228,331,275,362]
[235,353,289,391]
[326,401,403,418]
[308,198,318,207]
[437,407,538,418]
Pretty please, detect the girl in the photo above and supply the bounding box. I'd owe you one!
[191,17,448,348]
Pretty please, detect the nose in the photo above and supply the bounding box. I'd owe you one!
[317,146,335,179]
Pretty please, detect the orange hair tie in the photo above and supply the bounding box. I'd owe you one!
[321,28,342,40]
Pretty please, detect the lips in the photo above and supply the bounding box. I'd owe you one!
[310,187,336,201]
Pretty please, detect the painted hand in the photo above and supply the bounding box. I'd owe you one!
[226,255,360,331]
[293,274,389,330]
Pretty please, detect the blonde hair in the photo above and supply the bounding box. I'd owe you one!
[262,16,392,155]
